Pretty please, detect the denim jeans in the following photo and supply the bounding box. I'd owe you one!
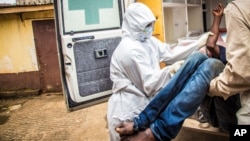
[133,52,225,141]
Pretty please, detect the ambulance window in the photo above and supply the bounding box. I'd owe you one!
[61,0,123,34]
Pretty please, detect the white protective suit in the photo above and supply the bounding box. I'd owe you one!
[107,2,206,141]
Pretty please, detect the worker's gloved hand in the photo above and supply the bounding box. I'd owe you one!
[197,32,214,48]
[169,60,185,77]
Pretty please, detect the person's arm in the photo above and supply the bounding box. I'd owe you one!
[209,1,250,99]
[206,3,224,58]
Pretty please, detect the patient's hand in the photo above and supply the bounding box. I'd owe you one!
[199,47,212,57]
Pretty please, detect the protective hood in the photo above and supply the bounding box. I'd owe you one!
[122,2,156,40]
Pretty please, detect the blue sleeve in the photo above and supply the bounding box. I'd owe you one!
[218,46,227,64]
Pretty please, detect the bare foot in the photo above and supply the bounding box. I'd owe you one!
[115,121,134,135]
[121,128,156,141]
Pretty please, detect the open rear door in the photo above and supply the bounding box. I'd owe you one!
[54,0,124,111]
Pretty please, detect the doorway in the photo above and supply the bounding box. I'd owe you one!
[32,19,62,93]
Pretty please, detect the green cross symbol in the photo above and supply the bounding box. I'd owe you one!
[68,0,113,25]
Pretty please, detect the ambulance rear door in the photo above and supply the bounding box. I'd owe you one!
[53,0,124,111]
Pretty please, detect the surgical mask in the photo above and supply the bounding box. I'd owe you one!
[138,25,154,42]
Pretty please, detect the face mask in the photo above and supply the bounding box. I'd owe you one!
[138,25,153,42]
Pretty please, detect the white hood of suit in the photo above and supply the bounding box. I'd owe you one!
[122,2,156,40]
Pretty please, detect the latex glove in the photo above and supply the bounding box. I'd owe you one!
[197,32,214,49]
[169,60,185,77]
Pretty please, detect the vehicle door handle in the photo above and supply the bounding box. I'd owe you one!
[94,48,108,59]
[72,35,95,42]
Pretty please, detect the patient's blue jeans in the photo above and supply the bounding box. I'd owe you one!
[133,52,225,141]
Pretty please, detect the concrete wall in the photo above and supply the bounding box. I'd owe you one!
[0,9,55,97]
[0,10,54,74]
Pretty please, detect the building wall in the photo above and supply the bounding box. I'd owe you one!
[0,10,54,74]
[0,9,55,96]
[0,1,165,96]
